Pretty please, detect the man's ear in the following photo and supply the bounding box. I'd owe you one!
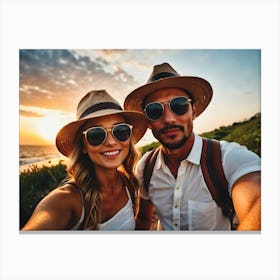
[192,104,197,120]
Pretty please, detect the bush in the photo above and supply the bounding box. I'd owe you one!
[201,113,261,156]
[20,161,67,228]
[139,141,161,156]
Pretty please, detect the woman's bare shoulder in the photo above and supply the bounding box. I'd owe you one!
[57,182,82,196]
[31,182,81,212]
[21,183,83,230]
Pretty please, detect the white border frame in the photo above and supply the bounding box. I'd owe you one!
[1,1,279,279]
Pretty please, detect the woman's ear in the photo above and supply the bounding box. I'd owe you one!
[82,137,88,154]
[83,146,88,154]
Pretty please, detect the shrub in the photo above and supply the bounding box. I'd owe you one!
[20,161,67,228]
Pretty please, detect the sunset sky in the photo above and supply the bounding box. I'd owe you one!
[19,49,261,147]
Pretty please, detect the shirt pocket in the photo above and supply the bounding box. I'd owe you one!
[188,200,217,230]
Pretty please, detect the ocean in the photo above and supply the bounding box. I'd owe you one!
[19,145,64,169]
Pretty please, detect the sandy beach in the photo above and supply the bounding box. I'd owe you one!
[19,157,66,173]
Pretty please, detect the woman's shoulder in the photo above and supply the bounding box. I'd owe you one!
[43,182,83,221]
[55,182,83,207]
[58,182,82,195]
[21,182,83,230]
[39,182,82,208]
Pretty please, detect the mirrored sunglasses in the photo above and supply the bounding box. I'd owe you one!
[144,96,192,121]
[83,123,132,147]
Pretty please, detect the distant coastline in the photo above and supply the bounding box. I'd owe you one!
[19,157,66,173]
[19,145,66,173]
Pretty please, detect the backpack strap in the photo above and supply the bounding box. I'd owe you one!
[143,140,236,228]
[143,147,160,193]
[201,138,235,225]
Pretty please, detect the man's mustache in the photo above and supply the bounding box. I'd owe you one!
[158,125,184,134]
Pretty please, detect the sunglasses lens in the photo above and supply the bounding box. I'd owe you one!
[145,103,164,120]
[86,127,106,146]
[113,124,132,142]
[170,97,189,115]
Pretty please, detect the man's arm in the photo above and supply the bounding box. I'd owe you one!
[231,171,261,230]
[136,198,154,230]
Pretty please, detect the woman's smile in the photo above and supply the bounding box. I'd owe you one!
[101,149,121,158]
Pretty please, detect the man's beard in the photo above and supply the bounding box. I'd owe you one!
[152,124,188,150]
[161,135,188,150]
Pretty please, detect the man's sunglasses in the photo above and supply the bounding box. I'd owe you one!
[83,123,132,147]
[144,96,192,121]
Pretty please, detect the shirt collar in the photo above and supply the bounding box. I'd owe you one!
[186,133,203,165]
[156,133,203,169]
[156,148,164,170]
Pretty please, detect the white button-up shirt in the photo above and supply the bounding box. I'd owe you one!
[136,133,261,230]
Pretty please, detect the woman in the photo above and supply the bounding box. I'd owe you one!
[21,90,148,230]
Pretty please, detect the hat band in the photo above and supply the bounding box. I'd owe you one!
[150,72,177,82]
[79,102,122,119]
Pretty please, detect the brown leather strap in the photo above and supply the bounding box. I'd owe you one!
[143,148,160,193]
[201,138,219,204]
[202,138,235,223]
[211,139,228,193]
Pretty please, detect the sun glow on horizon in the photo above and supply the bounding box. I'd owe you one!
[20,106,75,145]
[35,112,65,144]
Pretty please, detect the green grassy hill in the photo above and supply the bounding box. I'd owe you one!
[139,113,261,157]
[200,112,261,156]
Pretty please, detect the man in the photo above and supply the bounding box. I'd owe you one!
[124,62,261,231]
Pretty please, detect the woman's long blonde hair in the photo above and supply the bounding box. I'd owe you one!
[65,129,140,230]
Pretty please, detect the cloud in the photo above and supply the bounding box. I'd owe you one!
[99,49,127,59]
[20,109,44,118]
[113,66,135,82]
[19,49,139,113]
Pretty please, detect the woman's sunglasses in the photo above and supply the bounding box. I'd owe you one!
[144,96,192,121]
[83,123,132,147]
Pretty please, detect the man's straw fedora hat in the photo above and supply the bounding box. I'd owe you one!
[56,90,148,157]
[124,62,213,117]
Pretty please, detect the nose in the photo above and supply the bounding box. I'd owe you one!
[162,104,176,124]
[104,130,118,145]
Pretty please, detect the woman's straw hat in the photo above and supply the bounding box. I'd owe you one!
[124,62,213,117]
[56,90,148,157]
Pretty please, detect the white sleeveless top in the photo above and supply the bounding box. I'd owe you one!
[72,187,135,231]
